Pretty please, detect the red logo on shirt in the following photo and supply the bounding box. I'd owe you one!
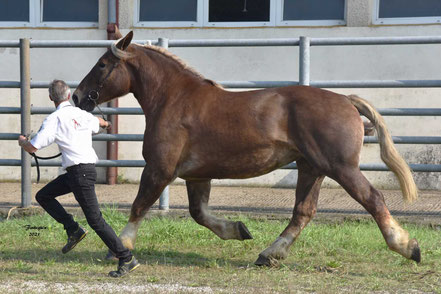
[72,119,81,129]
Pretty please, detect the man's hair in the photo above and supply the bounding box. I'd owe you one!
[48,80,70,103]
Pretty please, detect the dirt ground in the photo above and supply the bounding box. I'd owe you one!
[1,182,440,225]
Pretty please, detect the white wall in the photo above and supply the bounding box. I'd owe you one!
[1,0,441,190]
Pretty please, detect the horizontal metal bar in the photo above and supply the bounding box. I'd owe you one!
[310,36,441,46]
[31,81,80,88]
[219,81,298,88]
[0,159,146,167]
[2,159,441,172]
[28,80,299,89]
[2,79,440,89]
[311,80,441,88]
[361,163,441,172]
[3,36,441,49]
[21,79,441,89]
[0,107,143,115]
[281,162,441,172]
[377,108,441,116]
[2,106,441,117]
[0,133,145,141]
[0,133,20,140]
[0,81,21,88]
[29,106,143,115]
[3,133,441,144]
[0,41,20,48]
[363,136,441,144]
[29,40,157,48]
[0,159,21,166]
[92,134,144,141]
[168,36,441,47]
[90,135,441,144]
[168,38,300,47]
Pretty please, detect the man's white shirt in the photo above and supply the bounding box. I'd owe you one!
[31,101,100,169]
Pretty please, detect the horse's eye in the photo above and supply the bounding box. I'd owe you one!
[98,62,106,68]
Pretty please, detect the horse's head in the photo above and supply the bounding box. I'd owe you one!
[73,31,134,112]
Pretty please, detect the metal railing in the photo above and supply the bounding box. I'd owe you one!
[2,35,441,207]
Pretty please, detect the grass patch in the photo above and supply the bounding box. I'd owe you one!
[0,208,440,293]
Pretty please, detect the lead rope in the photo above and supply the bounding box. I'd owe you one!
[88,94,106,120]
[30,152,62,183]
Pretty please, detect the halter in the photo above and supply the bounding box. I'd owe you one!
[87,61,120,119]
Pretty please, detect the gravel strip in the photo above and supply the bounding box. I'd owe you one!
[0,280,221,294]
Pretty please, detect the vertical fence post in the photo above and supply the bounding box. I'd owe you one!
[20,38,31,208]
[157,37,170,211]
[299,36,310,86]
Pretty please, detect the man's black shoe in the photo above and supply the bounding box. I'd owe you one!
[109,256,140,278]
[62,226,88,254]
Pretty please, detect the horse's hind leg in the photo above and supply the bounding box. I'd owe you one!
[333,166,420,262]
[255,159,324,266]
[186,180,252,240]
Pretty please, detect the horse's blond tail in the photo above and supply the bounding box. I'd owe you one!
[347,95,418,203]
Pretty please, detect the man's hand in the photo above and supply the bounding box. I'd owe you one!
[18,135,28,147]
[97,117,112,130]
[18,135,37,153]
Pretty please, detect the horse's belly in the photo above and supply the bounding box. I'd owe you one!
[178,147,301,180]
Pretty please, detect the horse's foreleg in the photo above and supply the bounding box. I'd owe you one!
[334,167,420,262]
[119,166,172,250]
[186,180,252,240]
[255,159,324,266]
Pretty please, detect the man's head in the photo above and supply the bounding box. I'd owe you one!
[49,80,71,103]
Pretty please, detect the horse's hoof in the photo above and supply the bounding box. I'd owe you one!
[409,239,421,263]
[237,221,253,240]
[255,254,271,266]
[105,250,118,261]
[254,254,279,267]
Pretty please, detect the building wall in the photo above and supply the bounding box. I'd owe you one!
[1,0,441,189]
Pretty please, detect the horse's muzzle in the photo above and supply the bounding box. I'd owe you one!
[72,94,79,106]
[78,98,95,112]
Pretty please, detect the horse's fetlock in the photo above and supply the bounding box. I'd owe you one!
[120,237,134,250]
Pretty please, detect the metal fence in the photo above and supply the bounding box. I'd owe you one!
[1,36,441,208]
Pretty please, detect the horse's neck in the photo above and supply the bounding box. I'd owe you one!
[132,54,204,115]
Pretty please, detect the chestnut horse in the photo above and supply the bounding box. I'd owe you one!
[73,31,420,266]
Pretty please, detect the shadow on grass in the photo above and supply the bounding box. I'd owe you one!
[0,247,252,269]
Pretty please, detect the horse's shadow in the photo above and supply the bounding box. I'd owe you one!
[2,248,371,278]
[1,248,252,269]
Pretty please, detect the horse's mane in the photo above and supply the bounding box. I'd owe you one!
[110,41,222,89]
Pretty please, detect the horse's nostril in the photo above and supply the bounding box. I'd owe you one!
[72,94,79,106]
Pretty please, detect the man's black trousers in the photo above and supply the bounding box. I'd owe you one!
[35,163,131,261]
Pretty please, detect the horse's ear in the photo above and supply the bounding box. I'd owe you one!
[114,25,123,39]
[116,31,133,51]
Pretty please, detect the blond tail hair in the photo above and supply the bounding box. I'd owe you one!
[347,95,418,203]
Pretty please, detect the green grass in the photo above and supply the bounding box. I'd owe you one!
[0,208,440,293]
